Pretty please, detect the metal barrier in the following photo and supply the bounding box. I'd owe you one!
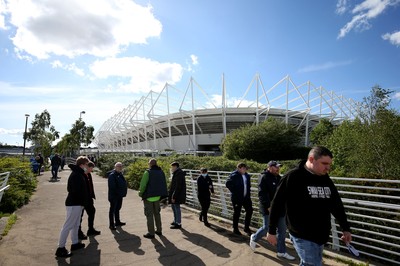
[0,172,11,203]
[183,169,400,265]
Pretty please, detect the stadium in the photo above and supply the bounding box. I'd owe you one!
[93,74,359,154]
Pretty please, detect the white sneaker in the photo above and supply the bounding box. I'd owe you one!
[277,252,295,260]
[249,234,256,251]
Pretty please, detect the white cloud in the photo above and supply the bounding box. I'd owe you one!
[1,0,162,59]
[190,54,199,65]
[382,31,400,46]
[90,57,183,93]
[394,92,400,100]
[0,128,23,136]
[298,60,353,73]
[206,94,258,108]
[336,0,349,15]
[51,60,85,76]
[337,0,400,39]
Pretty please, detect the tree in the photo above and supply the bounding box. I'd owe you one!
[25,110,59,159]
[220,118,302,163]
[310,118,335,146]
[55,119,95,156]
[359,85,393,124]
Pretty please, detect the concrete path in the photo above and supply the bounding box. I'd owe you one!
[0,168,360,266]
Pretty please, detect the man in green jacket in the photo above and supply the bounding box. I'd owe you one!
[139,158,168,239]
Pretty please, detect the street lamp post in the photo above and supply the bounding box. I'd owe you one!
[80,111,86,120]
[22,114,30,158]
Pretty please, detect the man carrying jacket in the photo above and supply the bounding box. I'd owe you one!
[267,146,352,266]
[139,158,168,239]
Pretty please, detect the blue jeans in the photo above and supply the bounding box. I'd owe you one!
[171,204,181,224]
[252,215,287,253]
[290,234,323,266]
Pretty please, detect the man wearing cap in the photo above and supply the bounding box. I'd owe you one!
[249,161,295,260]
[225,162,253,235]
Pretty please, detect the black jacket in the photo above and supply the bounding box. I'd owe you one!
[197,174,214,200]
[108,170,128,201]
[258,170,281,216]
[168,168,186,204]
[226,170,252,203]
[65,164,89,207]
[268,160,351,245]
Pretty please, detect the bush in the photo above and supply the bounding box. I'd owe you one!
[0,157,38,213]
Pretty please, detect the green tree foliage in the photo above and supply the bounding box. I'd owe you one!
[220,118,302,163]
[359,85,393,124]
[309,118,335,146]
[0,157,37,213]
[55,119,95,156]
[25,110,59,159]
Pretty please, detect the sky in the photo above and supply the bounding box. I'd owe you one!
[0,0,399,147]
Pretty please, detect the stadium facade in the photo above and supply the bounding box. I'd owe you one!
[93,74,359,154]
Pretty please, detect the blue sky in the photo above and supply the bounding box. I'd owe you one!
[0,0,399,147]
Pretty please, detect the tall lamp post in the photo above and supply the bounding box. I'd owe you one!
[80,110,86,120]
[22,114,30,158]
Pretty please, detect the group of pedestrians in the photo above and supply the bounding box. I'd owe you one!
[55,146,353,266]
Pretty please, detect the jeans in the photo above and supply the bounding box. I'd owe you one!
[80,203,96,231]
[252,215,287,253]
[171,204,181,224]
[290,234,323,266]
[109,197,123,227]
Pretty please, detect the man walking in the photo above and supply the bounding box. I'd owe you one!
[226,162,253,235]
[139,158,168,239]
[51,153,61,181]
[249,161,294,260]
[267,146,352,266]
[169,162,186,229]
[108,162,128,230]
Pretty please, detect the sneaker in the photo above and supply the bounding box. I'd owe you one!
[170,222,176,225]
[233,229,242,235]
[78,231,87,240]
[249,234,256,251]
[87,229,101,236]
[277,252,295,261]
[244,228,252,236]
[170,224,182,229]
[115,222,126,226]
[55,247,72,257]
[143,233,155,239]
[71,242,85,251]
[204,222,211,227]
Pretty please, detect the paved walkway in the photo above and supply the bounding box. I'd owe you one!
[0,169,366,266]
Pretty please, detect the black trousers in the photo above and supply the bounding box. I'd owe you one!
[79,203,96,231]
[199,197,211,221]
[232,197,253,230]
[109,197,123,226]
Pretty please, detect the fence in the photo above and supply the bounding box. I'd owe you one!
[183,169,400,265]
[0,172,10,203]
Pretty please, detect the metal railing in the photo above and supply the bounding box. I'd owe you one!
[0,172,11,203]
[183,169,400,265]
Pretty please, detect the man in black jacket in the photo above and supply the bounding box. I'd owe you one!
[139,158,168,238]
[108,162,128,230]
[225,162,253,235]
[168,162,186,229]
[249,161,295,260]
[196,168,214,227]
[267,146,352,265]
[55,156,89,257]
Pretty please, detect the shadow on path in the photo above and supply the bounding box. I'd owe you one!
[153,235,206,266]
[55,237,101,266]
[181,227,231,258]
[112,227,145,255]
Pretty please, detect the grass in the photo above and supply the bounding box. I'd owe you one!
[332,255,369,266]
[2,213,17,236]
